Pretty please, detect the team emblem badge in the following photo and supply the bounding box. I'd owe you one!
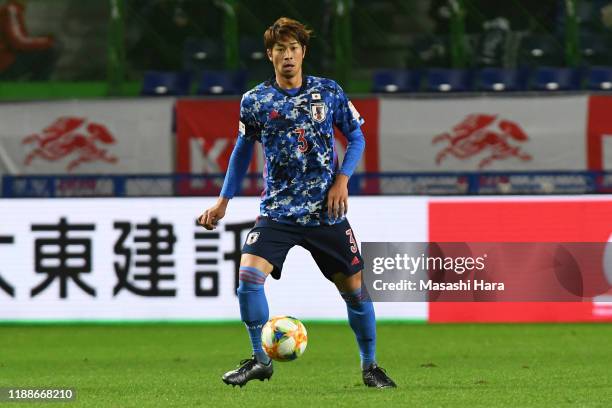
[246,232,260,245]
[310,102,327,123]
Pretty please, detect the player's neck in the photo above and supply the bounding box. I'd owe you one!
[275,73,303,90]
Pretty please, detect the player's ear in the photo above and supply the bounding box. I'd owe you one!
[302,45,307,59]
[267,48,273,62]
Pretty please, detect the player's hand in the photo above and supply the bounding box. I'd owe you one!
[197,197,229,230]
[327,174,349,220]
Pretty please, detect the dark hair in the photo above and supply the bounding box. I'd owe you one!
[263,17,313,50]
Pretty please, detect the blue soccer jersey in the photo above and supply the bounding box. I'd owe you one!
[238,75,364,226]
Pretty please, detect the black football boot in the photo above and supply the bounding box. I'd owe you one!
[222,356,273,387]
[362,363,397,388]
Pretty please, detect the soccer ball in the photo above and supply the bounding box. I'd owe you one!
[261,316,308,362]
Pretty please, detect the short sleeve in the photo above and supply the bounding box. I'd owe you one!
[332,82,365,136]
[238,93,261,142]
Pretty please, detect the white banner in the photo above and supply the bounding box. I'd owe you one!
[379,96,588,171]
[0,197,427,321]
[0,99,174,175]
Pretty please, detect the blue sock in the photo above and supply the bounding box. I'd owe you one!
[341,288,376,370]
[237,266,271,364]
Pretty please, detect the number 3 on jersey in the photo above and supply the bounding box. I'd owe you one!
[294,128,309,153]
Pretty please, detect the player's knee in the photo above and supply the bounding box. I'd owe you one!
[333,271,362,293]
[240,254,274,275]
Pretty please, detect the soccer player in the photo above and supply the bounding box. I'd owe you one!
[198,17,396,389]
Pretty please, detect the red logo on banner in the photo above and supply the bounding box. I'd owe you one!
[433,114,532,169]
[22,117,118,171]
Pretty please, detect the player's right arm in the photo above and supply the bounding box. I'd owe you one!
[198,138,255,229]
[198,94,259,230]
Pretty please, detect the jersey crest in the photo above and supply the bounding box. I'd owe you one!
[310,102,327,123]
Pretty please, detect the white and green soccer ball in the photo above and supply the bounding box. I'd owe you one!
[261,316,308,362]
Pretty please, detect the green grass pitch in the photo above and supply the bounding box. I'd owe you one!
[1,322,611,407]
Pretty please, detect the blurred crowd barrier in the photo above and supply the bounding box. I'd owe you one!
[1,0,611,97]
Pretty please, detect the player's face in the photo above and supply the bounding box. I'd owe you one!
[267,37,306,80]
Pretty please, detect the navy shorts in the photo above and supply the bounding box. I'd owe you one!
[242,217,364,281]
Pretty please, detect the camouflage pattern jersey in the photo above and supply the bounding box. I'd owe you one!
[238,75,364,226]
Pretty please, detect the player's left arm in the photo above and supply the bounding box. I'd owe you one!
[327,82,366,219]
[327,128,365,219]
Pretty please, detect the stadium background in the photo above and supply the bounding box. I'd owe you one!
[1,0,611,406]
